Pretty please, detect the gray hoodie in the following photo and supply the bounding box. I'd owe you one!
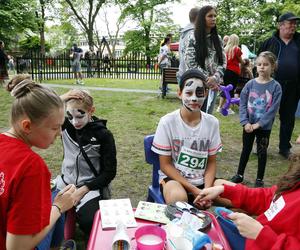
[178,23,194,79]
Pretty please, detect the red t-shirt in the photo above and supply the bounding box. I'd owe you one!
[0,134,51,249]
[226,46,242,75]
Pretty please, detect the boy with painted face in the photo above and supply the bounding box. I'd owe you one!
[56,89,117,241]
[152,69,222,208]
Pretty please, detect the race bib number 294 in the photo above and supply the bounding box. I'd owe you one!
[177,147,207,169]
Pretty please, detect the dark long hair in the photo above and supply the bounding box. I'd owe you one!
[194,6,223,69]
[276,153,300,195]
[161,37,170,47]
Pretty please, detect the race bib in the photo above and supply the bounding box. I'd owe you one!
[264,196,285,221]
[177,146,207,170]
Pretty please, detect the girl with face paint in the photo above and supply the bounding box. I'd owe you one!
[55,89,117,240]
[152,69,222,209]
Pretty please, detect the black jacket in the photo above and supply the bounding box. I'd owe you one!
[61,116,117,190]
[258,30,300,79]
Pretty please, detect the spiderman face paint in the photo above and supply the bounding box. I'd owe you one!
[181,78,206,112]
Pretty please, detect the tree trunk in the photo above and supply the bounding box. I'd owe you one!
[39,0,46,55]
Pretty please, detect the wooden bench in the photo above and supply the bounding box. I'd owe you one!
[161,67,178,98]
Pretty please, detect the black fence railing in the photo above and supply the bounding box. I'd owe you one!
[16,51,162,82]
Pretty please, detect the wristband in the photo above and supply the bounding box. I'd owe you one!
[52,204,62,215]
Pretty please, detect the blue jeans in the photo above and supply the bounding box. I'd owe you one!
[36,189,65,250]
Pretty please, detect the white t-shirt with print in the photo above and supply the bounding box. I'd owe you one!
[152,109,222,186]
[158,45,170,65]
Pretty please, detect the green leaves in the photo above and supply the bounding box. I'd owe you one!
[0,0,37,45]
[217,0,300,53]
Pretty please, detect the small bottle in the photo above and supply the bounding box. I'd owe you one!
[112,221,131,250]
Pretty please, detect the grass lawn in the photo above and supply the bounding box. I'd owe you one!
[44,77,161,90]
[1,77,300,248]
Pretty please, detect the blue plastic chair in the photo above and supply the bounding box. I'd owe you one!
[144,135,165,204]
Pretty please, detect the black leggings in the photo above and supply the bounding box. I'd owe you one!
[237,129,271,180]
[220,69,239,98]
[76,196,100,237]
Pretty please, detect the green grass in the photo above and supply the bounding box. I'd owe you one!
[45,78,161,90]
[1,78,300,248]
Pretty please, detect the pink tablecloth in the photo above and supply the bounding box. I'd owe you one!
[87,210,231,250]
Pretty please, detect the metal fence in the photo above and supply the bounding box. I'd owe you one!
[16,51,162,82]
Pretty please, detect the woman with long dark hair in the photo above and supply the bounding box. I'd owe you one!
[182,5,226,114]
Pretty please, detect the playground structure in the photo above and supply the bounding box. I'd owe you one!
[220,84,240,116]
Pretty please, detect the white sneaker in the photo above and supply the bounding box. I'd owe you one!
[216,107,221,112]
[228,108,235,115]
[78,80,84,85]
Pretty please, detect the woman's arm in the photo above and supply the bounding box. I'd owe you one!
[6,206,61,250]
[6,185,76,250]
[214,38,227,78]
[183,33,209,78]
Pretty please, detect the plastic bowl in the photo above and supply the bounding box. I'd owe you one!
[135,225,166,250]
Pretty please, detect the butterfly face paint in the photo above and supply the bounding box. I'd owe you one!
[66,108,90,130]
[181,78,206,112]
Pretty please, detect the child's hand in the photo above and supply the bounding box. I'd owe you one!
[54,184,76,213]
[71,185,90,206]
[244,123,253,133]
[251,123,260,130]
[228,212,263,240]
[193,186,224,205]
[60,89,84,102]
[206,76,219,91]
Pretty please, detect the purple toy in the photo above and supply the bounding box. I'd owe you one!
[219,84,240,116]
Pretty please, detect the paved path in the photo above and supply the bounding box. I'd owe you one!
[43,83,177,95]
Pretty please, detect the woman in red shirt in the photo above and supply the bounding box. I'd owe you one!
[0,75,76,250]
[217,34,244,114]
[195,153,300,250]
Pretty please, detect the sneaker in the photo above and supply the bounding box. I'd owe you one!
[255,179,264,188]
[216,107,221,112]
[231,174,243,183]
[78,80,84,85]
[228,108,235,115]
[279,150,291,159]
[60,239,76,250]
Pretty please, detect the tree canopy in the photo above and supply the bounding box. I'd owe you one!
[0,0,37,47]
[1,0,299,56]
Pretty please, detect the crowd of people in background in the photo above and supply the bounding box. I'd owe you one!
[153,6,300,250]
[0,4,300,250]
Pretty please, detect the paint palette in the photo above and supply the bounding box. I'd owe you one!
[165,202,212,231]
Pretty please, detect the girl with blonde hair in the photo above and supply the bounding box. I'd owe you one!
[217,34,244,114]
[0,74,76,249]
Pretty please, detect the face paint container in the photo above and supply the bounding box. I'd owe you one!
[135,225,166,250]
[165,223,193,250]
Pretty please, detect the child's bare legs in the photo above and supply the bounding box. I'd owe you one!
[163,180,188,204]
[217,96,226,110]
[212,179,236,208]
[296,135,300,144]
